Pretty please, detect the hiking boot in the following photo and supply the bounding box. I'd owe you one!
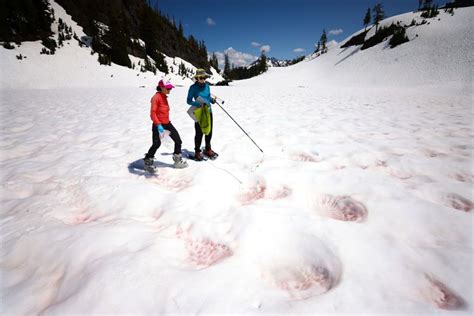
[204,148,219,160]
[143,156,155,172]
[194,151,204,161]
[173,153,188,169]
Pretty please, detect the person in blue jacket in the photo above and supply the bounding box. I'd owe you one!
[187,69,218,160]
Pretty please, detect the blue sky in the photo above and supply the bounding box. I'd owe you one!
[156,0,443,67]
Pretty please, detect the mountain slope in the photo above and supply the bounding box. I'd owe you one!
[0,0,223,89]
[54,0,211,71]
[235,7,473,94]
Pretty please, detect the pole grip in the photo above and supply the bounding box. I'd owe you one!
[212,94,225,104]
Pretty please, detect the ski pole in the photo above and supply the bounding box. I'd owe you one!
[214,101,264,153]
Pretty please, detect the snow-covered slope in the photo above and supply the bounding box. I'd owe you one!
[237,7,473,94]
[1,3,472,316]
[0,0,223,89]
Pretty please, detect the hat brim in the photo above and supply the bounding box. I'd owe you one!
[194,74,211,78]
[163,84,174,89]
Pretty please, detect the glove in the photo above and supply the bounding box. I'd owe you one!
[157,124,164,134]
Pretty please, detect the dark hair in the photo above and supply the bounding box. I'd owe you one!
[156,85,161,92]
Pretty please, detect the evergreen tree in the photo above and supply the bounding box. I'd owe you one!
[178,21,184,38]
[389,26,409,48]
[420,1,439,18]
[178,62,187,76]
[215,54,220,72]
[363,8,371,32]
[210,52,220,72]
[258,52,268,74]
[372,3,385,33]
[315,41,320,53]
[98,53,111,65]
[41,37,57,54]
[320,29,327,52]
[108,12,131,68]
[423,0,433,10]
[224,53,231,78]
[188,35,197,50]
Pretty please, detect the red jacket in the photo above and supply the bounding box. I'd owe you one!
[150,92,170,125]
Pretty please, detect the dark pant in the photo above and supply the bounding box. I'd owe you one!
[194,112,213,152]
[145,122,182,158]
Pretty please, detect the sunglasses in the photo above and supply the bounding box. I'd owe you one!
[196,76,206,80]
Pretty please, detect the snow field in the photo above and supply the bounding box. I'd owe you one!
[1,84,472,314]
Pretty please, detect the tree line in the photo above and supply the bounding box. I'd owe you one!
[223,53,268,81]
[55,0,211,74]
[0,0,212,74]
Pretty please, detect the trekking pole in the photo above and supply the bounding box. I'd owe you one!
[214,100,264,153]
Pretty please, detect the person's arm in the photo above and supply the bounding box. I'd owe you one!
[187,85,201,107]
[150,95,161,125]
[207,84,216,104]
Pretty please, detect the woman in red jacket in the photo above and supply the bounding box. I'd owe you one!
[144,79,188,172]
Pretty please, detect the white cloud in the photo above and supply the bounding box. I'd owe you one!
[214,47,258,68]
[329,28,343,35]
[260,45,271,53]
[206,17,216,26]
[251,41,261,47]
[293,48,305,53]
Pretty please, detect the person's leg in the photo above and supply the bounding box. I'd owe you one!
[164,123,188,168]
[204,112,213,150]
[194,121,203,152]
[145,124,161,159]
[163,123,182,154]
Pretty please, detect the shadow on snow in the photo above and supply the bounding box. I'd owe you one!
[128,154,175,178]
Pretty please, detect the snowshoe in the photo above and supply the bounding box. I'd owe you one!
[173,154,188,169]
[187,151,206,161]
[203,149,219,160]
[143,157,156,173]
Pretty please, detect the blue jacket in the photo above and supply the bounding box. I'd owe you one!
[187,82,215,111]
